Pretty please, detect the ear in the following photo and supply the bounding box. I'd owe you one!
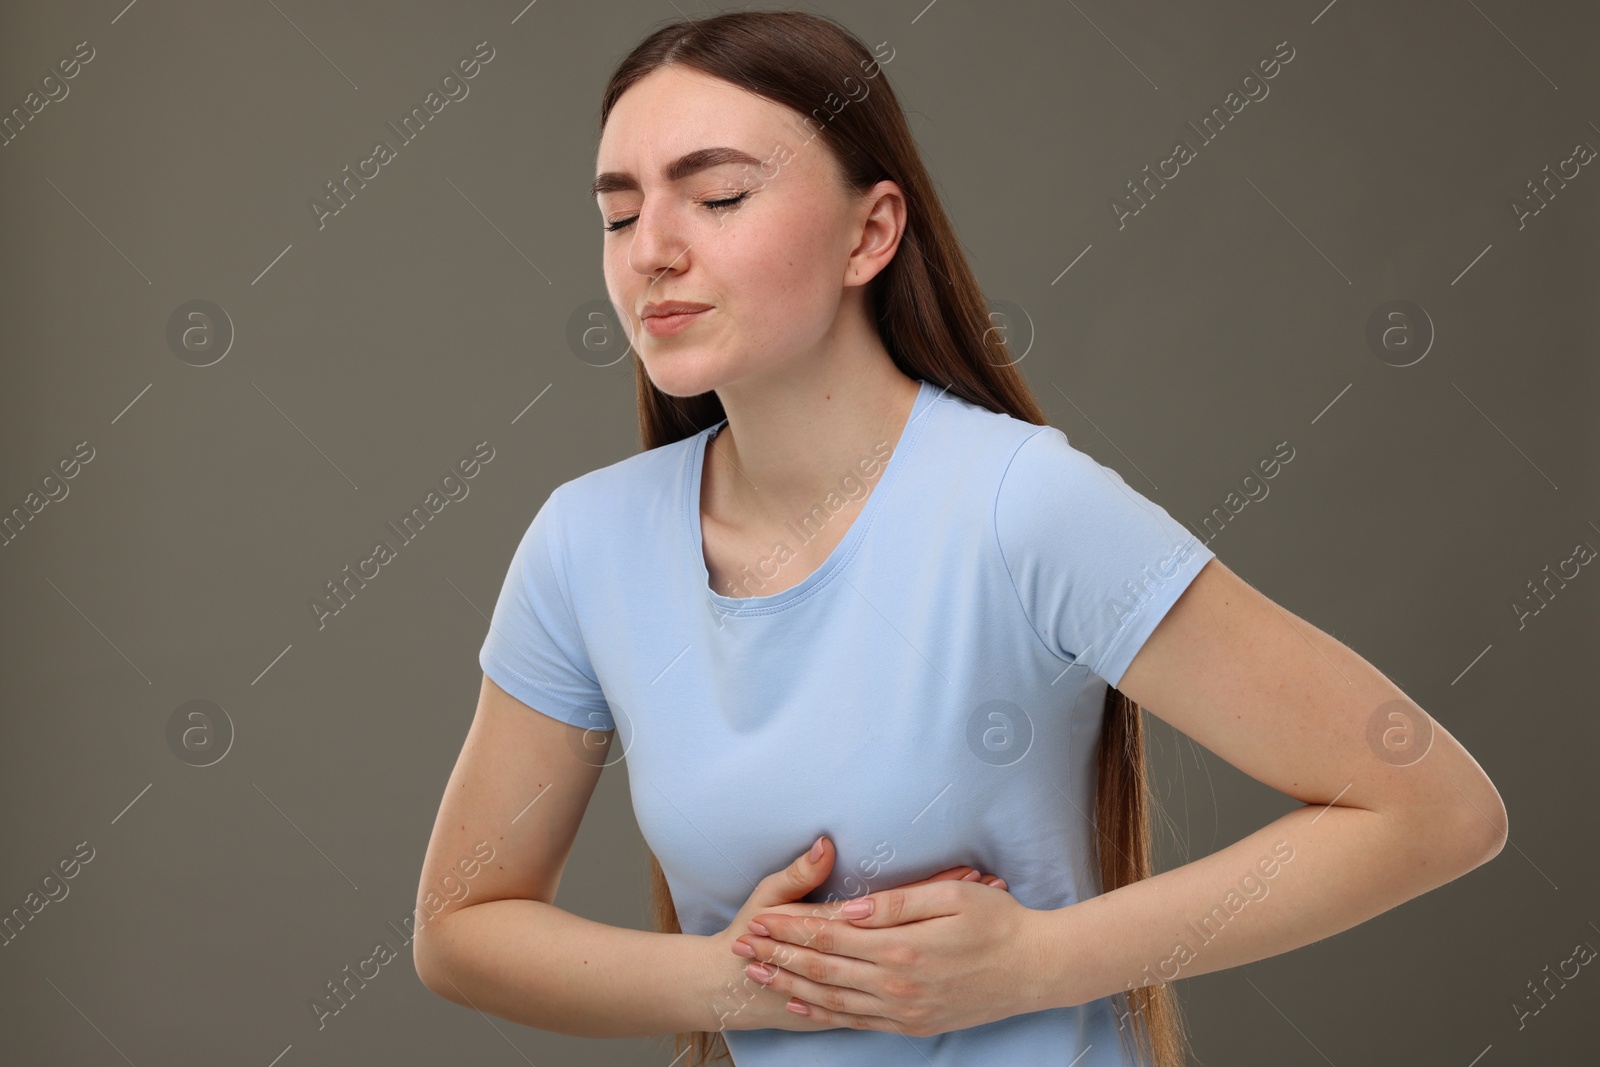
[844,180,906,288]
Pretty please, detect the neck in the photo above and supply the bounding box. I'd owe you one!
[706,347,920,530]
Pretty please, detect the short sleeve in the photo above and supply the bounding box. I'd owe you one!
[995,427,1214,689]
[479,485,615,731]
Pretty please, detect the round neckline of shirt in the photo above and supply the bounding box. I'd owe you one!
[684,378,940,615]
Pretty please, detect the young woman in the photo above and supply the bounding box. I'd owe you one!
[413,12,1506,1066]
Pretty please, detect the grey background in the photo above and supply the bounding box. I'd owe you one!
[2,0,1595,1064]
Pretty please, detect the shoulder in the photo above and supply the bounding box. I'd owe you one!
[991,417,1193,567]
[915,387,1051,486]
[546,432,699,520]
[996,421,1109,498]
[525,431,702,579]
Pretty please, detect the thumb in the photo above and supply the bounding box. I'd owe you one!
[751,835,833,908]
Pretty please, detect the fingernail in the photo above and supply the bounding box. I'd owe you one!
[808,836,824,862]
[732,939,755,958]
[842,898,873,918]
[748,920,770,936]
[787,999,811,1016]
[983,876,999,886]
[747,962,775,982]
[961,870,981,881]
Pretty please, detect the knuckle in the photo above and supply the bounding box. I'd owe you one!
[883,975,916,1000]
[822,986,849,1013]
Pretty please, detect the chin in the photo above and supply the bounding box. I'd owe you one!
[639,353,737,400]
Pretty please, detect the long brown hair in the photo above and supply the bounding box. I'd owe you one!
[596,12,1191,1066]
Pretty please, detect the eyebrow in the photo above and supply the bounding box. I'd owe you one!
[591,146,765,199]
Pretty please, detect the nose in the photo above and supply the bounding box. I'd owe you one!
[624,196,693,284]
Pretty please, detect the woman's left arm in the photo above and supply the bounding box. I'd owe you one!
[737,557,1508,1032]
[1035,555,1507,1010]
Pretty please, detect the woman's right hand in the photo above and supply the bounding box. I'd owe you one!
[702,836,1009,1034]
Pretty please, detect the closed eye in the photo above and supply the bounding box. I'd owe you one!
[604,191,750,233]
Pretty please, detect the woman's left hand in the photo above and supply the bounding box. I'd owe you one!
[733,878,1053,1037]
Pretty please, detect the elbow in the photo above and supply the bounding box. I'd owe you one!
[412,939,443,999]
[412,923,455,1002]
[1443,774,1509,872]
[1389,770,1507,876]
[1471,788,1509,866]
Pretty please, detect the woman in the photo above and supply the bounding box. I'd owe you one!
[412,12,1506,1066]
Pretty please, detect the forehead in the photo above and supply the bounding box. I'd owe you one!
[595,65,810,171]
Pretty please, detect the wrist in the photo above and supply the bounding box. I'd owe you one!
[689,931,758,1035]
[683,933,730,1033]
[1026,901,1095,1013]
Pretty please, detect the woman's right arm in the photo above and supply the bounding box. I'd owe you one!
[411,673,721,1038]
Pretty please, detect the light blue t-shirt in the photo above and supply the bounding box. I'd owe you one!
[480,378,1214,1065]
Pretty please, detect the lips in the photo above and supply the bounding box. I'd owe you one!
[642,301,713,319]
[640,304,712,337]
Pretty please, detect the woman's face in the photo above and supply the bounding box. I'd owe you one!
[593,65,883,399]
